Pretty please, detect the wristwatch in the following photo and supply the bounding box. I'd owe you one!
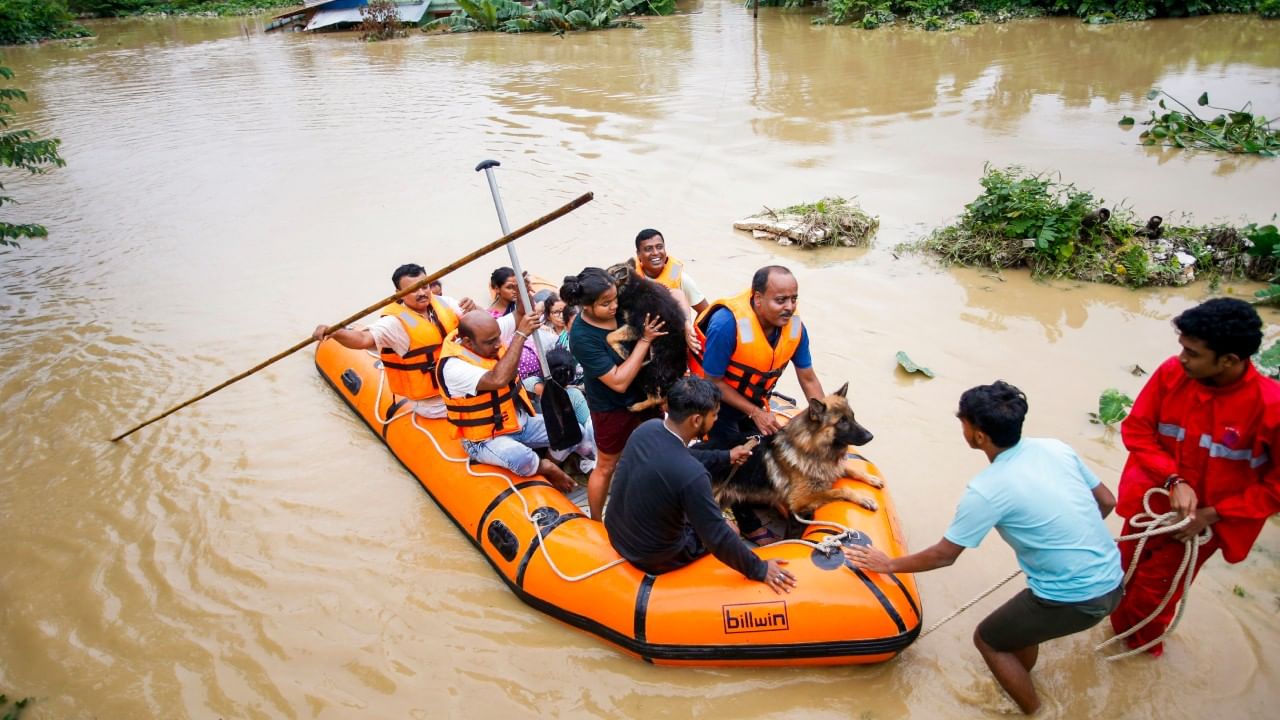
[1163,475,1185,490]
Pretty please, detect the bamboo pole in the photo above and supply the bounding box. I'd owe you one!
[110,191,594,443]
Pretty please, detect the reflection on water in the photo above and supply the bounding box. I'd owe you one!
[1,4,1279,719]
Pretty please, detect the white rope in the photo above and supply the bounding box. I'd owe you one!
[1096,486,1211,661]
[914,486,1210,653]
[366,354,624,582]
[767,514,864,553]
[920,568,1024,639]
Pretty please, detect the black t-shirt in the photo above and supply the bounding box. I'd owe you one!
[568,318,642,412]
[605,420,767,581]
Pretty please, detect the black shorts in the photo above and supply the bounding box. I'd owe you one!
[977,585,1124,652]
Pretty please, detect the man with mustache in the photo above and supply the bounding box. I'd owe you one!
[691,265,824,543]
[313,263,475,419]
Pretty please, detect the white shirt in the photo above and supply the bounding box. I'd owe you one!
[441,313,517,398]
[366,296,465,418]
[677,269,706,307]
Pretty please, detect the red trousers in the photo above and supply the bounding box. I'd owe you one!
[1110,519,1222,653]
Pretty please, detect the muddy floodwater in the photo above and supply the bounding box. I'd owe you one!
[2,4,1278,718]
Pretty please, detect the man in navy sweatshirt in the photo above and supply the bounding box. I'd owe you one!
[605,377,797,594]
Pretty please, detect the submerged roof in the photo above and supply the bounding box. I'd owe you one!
[304,0,433,31]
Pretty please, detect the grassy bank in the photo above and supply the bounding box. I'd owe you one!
[0,1,91,44]
[754,0,1280,30]
[67,0,299,17]
[2,0,299,44]
[900,165,1278,289]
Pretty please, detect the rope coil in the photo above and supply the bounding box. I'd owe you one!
[917,486,1210,658]
[1095,486,1211,661]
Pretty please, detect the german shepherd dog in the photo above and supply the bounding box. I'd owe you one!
[603,260,689,412]
[712,383,882,516]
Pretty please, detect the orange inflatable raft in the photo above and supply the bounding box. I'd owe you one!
[316,339,922,666]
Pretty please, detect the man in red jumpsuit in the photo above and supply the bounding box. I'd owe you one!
[1113,297,1280,656]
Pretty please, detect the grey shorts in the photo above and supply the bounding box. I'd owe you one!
[977,584,1124,652]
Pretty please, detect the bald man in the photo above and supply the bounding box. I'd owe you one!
[436,309,594,493]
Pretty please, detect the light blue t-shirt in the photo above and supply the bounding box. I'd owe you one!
[944,438,1123,603]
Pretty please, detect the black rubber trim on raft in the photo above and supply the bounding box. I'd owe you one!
[847,563,907,634]
[515,512,585,589]
[475,480,546,544]
[634,574,657,646]
[317,360,921,662]
[886,573,921,622]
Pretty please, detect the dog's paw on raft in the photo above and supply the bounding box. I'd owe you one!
[852,494,878,512]
[846,463,885,489]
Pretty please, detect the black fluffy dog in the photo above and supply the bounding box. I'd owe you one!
[605,260,690,412]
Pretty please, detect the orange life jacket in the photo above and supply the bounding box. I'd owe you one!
[639,255,685,290]
[435,331,535,441]
[379,299,459,401]
[690,289,803,408]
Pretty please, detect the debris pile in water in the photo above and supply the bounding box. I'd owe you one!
[734,197,879,249]
[903,165,1277,288]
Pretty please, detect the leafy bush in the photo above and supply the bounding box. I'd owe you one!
[424,0,649,33]
[806,0,1272,28]
[909,165,1276,288]
[1,65,65,247]
[0,0,90,44]
[1124,89,1280,156]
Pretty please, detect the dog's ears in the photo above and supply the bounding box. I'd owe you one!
[806,397,826,422]
[835,382,849,398]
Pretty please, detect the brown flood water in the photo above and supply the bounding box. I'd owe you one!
[2,4,1278,718]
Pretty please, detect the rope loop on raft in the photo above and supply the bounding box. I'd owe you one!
[374,358,625,583]
[1095,486,1211,661]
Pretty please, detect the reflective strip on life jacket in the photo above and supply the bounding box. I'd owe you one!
[640,255,684,290]
[436,331,534,442]
[1157,423,1186,441]
[694,289,802,408]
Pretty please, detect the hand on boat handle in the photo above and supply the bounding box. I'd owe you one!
[842,544,894,574]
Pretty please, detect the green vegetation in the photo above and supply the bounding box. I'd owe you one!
[0,0,91,44]
[66,0,298,18]
[423,0,672,34]
[1121,89,1279,157]
[906,165,1277,288]
[1090,388,1134,425]
[1,694,31,720]
[734,197,879,248]
[751,0,1278,31]
[895,351,936,378]
[1,66,65,249]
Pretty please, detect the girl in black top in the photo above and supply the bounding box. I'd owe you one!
[562,267,666,520]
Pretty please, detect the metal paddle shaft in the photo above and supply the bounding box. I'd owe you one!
[109,190,594,443]
[476,159,582,451]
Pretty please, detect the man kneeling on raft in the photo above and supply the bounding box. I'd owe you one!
[605,377,796,594]
[436,308,595,494]
[845,381,1122,715]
